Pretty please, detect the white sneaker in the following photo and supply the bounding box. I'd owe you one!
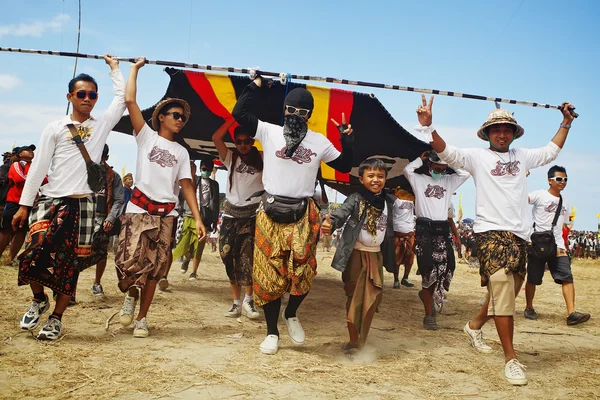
[259,334,279,355]
[224,303,241,318]
[464,322,493,353]
[119,295,137,327]
[242,300,260,320]
[37,317,63,340]
[133,317,149,338]
[282,308,305,344]
[504,358,528,385]
[20,296,50,330]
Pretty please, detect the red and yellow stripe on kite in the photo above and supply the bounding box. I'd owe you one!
[184,71,354,184]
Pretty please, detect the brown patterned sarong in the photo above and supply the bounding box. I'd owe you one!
[394,231,415,267]
[219,215,256,286]
[253,198,320,307]
[18,195,96,296]
[115,213,175,292]
[343,250,383,345]
[474,230,527,287]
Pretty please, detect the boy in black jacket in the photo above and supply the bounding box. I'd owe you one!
[322,158,397,355]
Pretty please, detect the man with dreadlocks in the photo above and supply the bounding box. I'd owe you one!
[404,149,469,330]
[232,75,354,355]
[212,119,264,320]
[424,93,576,385]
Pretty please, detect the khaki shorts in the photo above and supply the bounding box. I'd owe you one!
[485,270,524,316]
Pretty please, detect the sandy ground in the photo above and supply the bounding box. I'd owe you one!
[0,246,599,400]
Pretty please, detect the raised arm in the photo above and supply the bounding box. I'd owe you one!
[551,102,576,149]
[101,54,126,130]
[212,119,236,161]
[326,113,354,173]
[231,77,261,137]
[125,57,147,135]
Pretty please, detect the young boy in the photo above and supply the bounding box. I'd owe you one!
[322,158,397,354]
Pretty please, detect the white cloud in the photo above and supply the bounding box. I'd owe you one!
[0,14,70,38]
[0,74,22,91]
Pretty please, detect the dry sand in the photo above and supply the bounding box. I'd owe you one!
[0,248,599,399]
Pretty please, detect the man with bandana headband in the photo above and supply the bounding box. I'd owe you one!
[232,76,354,355]
[404,149,469,330]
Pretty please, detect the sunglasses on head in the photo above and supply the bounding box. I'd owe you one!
[74,90,98,100]
[550,177,568,182]
[164,111,187,123]
[285,105,310,117]
[234,138,253,145]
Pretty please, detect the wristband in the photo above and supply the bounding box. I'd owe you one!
[414,125,437,142]
[560,123,571,129]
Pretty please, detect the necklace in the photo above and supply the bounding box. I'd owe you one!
[488,149,516,174]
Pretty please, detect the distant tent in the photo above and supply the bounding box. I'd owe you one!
[113,68,430,195]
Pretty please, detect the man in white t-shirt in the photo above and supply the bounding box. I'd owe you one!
[404,150,469,329]
[13,55,125,340]
[525,165,590,325]
[391,193,415,288]
[212,119,263,320]
[232,75,354,355]
[115,57,206,338]
[422,93,576,385]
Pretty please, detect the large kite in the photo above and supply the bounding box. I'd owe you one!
[113,68,430,195]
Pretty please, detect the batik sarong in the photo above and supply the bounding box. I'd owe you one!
[394,231,415,267]
[18,195,95,296]
[253,199,320,307]
[219,216,255,286]
[115,213,175,292]
[415,218,455,312]
[474,230,527,287]
[343,249,383,345]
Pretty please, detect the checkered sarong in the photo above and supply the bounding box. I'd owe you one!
[18,195,96,296]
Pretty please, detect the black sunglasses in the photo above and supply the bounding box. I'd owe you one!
[550,177,568,182]
[164,111,188,123]
[234,138,253,145]
[74,90,98,100]
[285,105,310,117]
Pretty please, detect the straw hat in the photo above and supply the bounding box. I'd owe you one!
[476,109,524,141]
[151,98,190,130]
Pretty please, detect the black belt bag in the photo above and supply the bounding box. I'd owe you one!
[262,193,308,224]
[529,195,562,260]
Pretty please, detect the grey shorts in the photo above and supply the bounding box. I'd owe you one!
[527,252,573,285]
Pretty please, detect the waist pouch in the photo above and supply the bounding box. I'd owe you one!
[262,193,308,224]
[416,217,450,235]
[130,187,176,217]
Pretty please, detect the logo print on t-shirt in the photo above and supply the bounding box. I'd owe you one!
[235,161,258,175]
[148,146,178,168]
[397,201,414,210]
[544,201,567,215]
[424,184,446,199]
[275,145,317,164]
[490,160,521,176]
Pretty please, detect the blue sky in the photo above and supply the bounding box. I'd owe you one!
[1,0,599,230]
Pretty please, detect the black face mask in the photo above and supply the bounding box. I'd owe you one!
[282,114,308,158]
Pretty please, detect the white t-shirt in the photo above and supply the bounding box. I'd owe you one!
[404,157,470,221]
[126,123,192,216]
[255,120,340,198]
[20,69,126,207]
[393,198,414,233]
[438,142,561,240]
[221,149,264,207]
[529,190,569,249]
[357,203,388,248]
